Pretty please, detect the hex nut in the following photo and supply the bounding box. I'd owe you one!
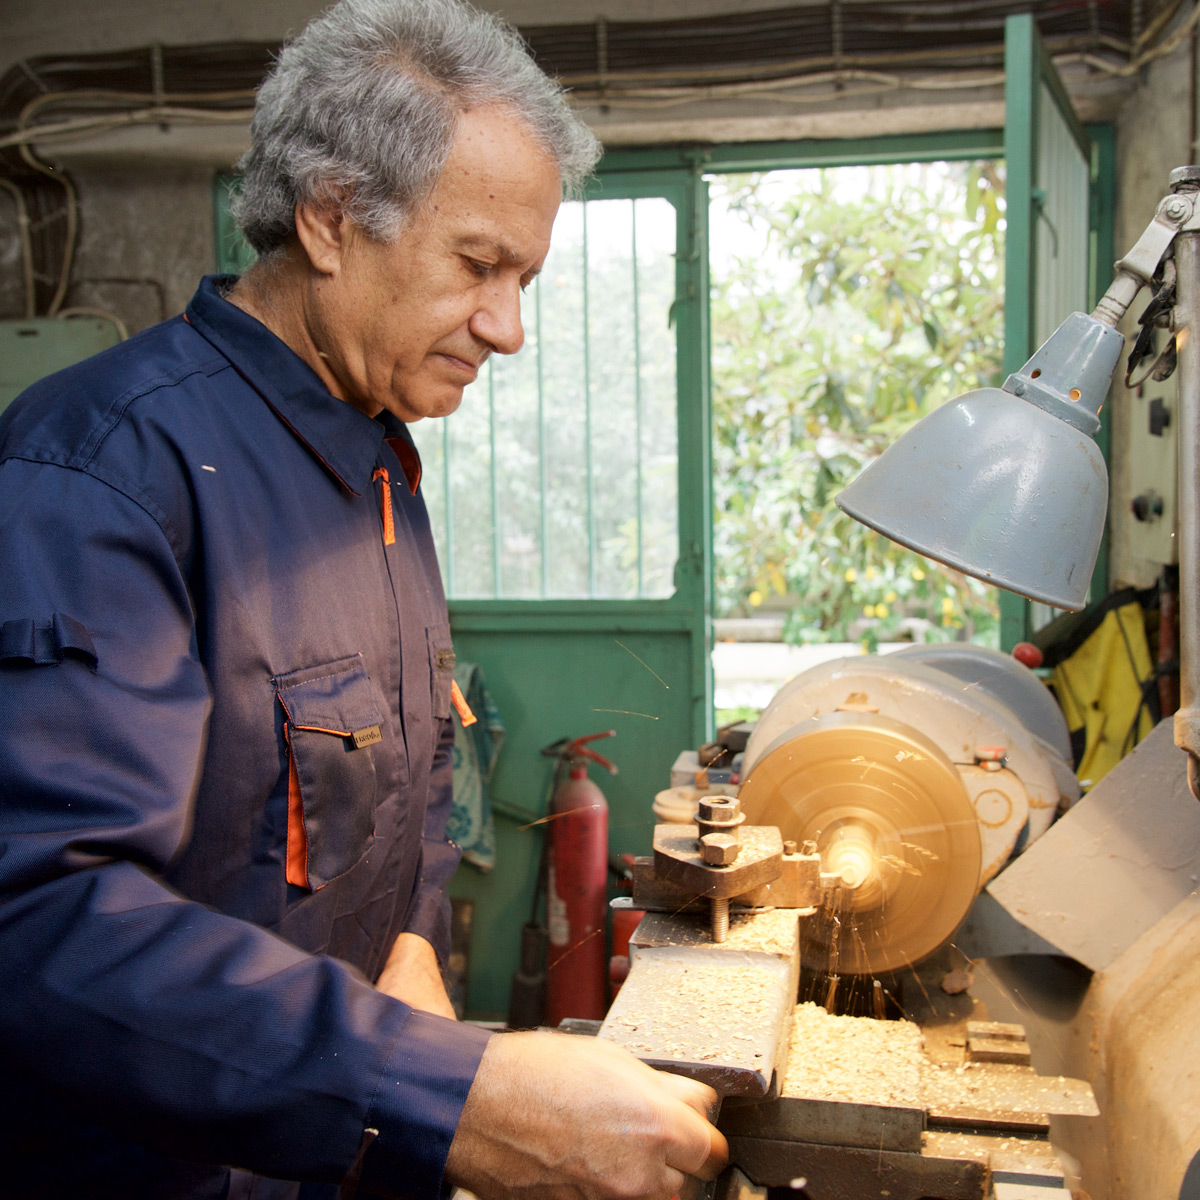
[700,832,740,866]
[698,797,740,824]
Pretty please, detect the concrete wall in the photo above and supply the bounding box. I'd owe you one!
[1108,35,1199,590]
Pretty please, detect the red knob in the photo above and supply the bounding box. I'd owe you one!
[1012,641,1043,669]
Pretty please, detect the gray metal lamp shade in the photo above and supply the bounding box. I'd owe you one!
[836,312,1125,611]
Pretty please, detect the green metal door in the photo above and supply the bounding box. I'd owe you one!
[435,168,712,1018]
[1001,12,1114,646]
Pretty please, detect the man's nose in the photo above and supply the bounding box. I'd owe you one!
[471,280,525,356]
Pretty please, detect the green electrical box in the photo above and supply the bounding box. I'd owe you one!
[1,317,123,415]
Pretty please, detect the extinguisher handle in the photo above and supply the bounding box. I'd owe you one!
[564,730,617,775]
[575,744,618,775]
[572,730,616,748]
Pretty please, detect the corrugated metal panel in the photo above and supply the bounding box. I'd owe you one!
[1034,77,1091,344]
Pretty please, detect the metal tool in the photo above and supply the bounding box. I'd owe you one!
[651,796,783,943]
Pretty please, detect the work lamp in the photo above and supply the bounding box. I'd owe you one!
[835,166,1200,793]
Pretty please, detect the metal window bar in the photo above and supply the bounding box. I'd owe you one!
[441,417,454,596]
[631,198,645,595]
[582,201,596,597]
[488,360,500,596]
[536,273,549,599]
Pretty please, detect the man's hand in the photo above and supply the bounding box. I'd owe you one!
[444,1030,729,1200]
[375,933,457,1020]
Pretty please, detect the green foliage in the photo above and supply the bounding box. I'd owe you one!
[711,162,1006,647]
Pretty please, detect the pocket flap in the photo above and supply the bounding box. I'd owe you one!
[275,656,383,736]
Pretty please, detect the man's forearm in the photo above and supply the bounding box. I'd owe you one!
[377,931,457,1019]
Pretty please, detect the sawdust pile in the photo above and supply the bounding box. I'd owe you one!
[783,1002,924,1107]
[603,957,786,1065]
[717,910,800,956]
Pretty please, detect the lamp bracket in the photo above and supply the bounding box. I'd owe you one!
[1094,192,1198,328]
[1116,193,1197,283]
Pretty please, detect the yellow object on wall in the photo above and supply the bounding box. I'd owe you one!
[1048,595,1156,791]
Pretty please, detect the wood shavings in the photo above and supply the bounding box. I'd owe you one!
[717,909,801,956]
[784,1002,923,1107]
[601,954,787,1069]
[634,909,800,956]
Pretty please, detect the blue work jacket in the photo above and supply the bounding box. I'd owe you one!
[0,276,490,1198]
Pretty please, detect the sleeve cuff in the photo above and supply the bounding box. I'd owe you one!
[357,1010,492,1200]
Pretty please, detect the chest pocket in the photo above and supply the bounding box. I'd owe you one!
[275,656,384,890]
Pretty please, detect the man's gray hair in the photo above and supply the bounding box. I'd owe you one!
[233,0,601,255]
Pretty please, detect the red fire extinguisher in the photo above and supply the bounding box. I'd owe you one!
[544,730,616,1026]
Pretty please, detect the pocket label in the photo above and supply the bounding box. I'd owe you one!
[352,724,383,749]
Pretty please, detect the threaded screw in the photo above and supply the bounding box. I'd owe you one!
[711,896,730,943]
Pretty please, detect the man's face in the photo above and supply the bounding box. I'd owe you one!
[311,106,563,422]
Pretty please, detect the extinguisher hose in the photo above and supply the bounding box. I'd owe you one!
[530,745,571,924]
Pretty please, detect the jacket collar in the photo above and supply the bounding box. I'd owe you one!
[185,275,422,496]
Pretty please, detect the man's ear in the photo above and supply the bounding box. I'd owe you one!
[294,200,350,277]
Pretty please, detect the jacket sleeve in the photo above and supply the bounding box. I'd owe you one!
[0,458,489,1197]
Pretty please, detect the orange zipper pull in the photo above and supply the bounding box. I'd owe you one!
[451,678,477,727]
[372,466,395,546]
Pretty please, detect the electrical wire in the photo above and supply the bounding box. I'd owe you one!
[1072,0,1200,77]
[565,16,1195,110]
[0,105,255,151]
[18,137,76,317]
[0,176,34,318]
[56,306,130,341]
[76,274,168,322]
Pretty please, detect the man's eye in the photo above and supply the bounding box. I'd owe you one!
[467,259,496,277]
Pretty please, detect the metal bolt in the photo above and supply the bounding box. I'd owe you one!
[696,799,743,942]
[783,839,798,856]
[711,896,730,943]
[700,832,740,866]
[1165,196,1192,223]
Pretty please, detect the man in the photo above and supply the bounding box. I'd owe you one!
[0,0,727,1196]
